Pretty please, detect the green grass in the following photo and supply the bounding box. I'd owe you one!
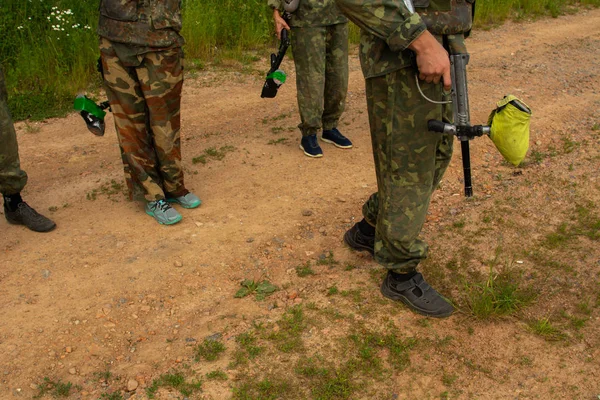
[528,318,567,341]
[267,306,306,353]
[34,377,77,398]
[317,251,341,266]
[100,393,124,400]
[194,338,226,362]
[146,372,202,399]
[192,145,236,164]
[236,332,264,359]
[464,266,536,319]
[232,377,292,400]
[296,261,315,277]
[206,370,228,381]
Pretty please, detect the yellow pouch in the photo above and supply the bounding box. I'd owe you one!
[487,95,532,166]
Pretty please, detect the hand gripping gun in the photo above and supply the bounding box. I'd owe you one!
[424,48,490,197]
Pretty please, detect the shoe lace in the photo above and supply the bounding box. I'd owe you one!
[155,199,172,212]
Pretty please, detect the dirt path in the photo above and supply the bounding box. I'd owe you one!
[1,9,599,400]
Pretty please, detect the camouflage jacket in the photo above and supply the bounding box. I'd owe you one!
[97,0,184,48]
[335,0,472,79]
[268,0,347,28]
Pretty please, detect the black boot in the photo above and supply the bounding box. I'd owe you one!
[4,202,56,232]
[343,221,375,255]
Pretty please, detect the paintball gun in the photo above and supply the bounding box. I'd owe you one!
[424,51,490,197]
[74,95,110,136]
[261,28,291,98]
[74,57,111,136]
[424,43,531,197]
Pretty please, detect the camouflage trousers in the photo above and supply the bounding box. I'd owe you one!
[0,68,28,196]
[291,23,349,137]
[100,38,186,202]
[362,66,454,273]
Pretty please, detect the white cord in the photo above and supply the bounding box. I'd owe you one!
[415,74,452,105]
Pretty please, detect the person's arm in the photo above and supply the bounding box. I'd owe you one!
[268,0,290,39]
[335,0,450,89]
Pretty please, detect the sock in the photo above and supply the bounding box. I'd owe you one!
[390,270,417,282]
[3,193,23,212]
[358,218,375,236]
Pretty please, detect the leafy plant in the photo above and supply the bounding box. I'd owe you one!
[235,279,279,300]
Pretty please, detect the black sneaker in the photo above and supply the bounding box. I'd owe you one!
[321,128,353,149]
[380,272,454,318]
[4,202,56,232]
[344,222,374,255]
[300,134,323,158]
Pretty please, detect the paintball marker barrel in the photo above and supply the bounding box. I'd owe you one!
[426,53,490,197]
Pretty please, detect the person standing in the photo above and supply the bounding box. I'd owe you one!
[98,0,201,225]
[0,68,56,233]
[269,0,353,158]
[337,0,475,317]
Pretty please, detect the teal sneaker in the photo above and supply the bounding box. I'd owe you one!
[145,199,182,225]
[167,192,202,209]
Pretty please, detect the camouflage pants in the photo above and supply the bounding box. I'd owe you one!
[291,23,349,137]
[100,38,186,202]
[362,66,454,273]
[0,68,28,196]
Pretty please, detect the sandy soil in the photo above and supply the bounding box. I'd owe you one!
[1,9,599,400]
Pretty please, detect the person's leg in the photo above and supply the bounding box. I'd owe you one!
[322,23,349,131]
[0,68,28,197]
[100,38,165,202]
[136,47,188,197]
[0,68,55,232]
[365,68,454,317]
[291,27,327,157]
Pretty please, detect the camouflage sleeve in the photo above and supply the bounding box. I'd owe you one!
[268,0,283,12]
[334,0,427,52]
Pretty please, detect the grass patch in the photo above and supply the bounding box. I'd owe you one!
[146,372,202,398]
[232,377,292,400]
[236,332,264,359]
[268,306,305,353]
[464,266,536,319]
[100,393,124,400]
[268,137,288,145]
[528,318,567,341]
[34,377,77,398]
[317,251,340,266]
[192,145,236,164]
[194,338,226,362]
[86,179,126,201]
[205,370,228,381]
[327,285,339,296]
[234,279,279,300]
[296,261,315,277]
